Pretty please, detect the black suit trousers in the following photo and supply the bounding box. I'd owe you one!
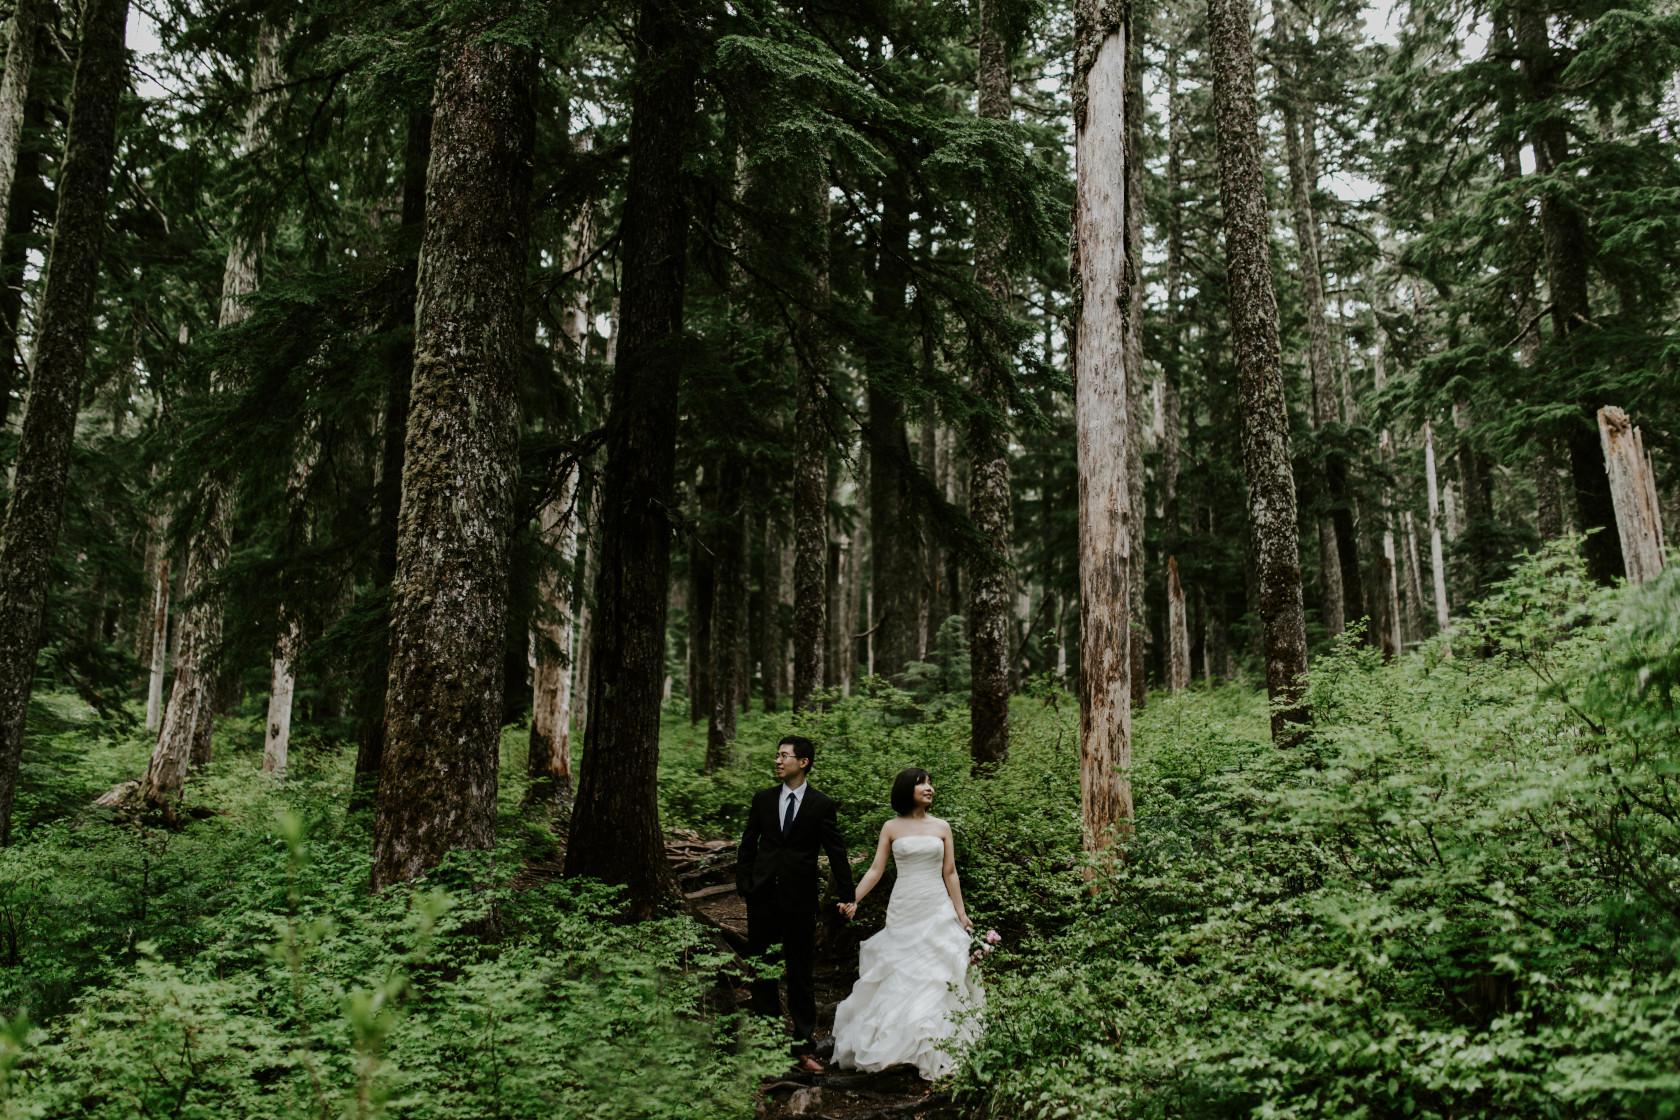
[746,899,818,1048]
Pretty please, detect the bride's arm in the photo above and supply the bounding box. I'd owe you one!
[839,824,893,917]
[940,824,972,931]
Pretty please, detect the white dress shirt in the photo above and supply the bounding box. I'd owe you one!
[778,781,807,832]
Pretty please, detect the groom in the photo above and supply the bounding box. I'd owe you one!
[737,734,855,1070]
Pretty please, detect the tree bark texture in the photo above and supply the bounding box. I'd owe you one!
[145,549,170,732]
[0,0,40,281]
[529,473,578,800]
[0,0,126,843]
[0,29,43,449]
[791,171,830,712]
[970,0,1014,766]
[563,0,697,913]
[1597,407,1666,584]
[1167,556,1189,692]
[1073,2,1134,848]
[263,417,318,776]
[868,190,922,684]
[1208,0,1308,740]
[1272,0,1345,638]
[761,511,780,712]
[706,456,744,770]
[1515,7,1622,582]
[527,204,592,803]
[1123,10,1148,712]
[1423,419,1451,638]
[352,109,431,811]
[149,18,286,800]
[370,16,534,890]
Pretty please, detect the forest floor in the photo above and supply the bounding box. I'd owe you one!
[518,819,960,1119]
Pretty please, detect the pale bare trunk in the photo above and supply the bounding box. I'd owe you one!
[1378,431,1403,657]
[528,201,592,799]
[529,475,578,797]
[263,416,318,777]
[147,20,286,802]
[1167,556,1189,693]
[1123,14,1148,712]
[1423,419,1451,642]
[261,634,295,775]
[145,550,170,731]
[1598,407,1666,583]
[1073,5,1133,849]
[1402,509,1426,643]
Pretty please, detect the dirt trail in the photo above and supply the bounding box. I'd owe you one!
[667,830,963,1120]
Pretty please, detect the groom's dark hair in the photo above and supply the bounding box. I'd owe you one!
[779,735,816,775]
[891,767,931,815]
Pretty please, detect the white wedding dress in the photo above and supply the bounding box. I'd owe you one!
[831,835,984,1079]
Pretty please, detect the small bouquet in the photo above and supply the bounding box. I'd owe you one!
[969,929,1002,965]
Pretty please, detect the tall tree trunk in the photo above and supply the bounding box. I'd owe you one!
[1272,0,1344,638]
[529,472,579,802]
[369,15,534,890]
[563,0,696,913]
[0,0,126,842]
[760,510,780,712]
[1073,0,1133,849]
[351,109,431,811]
[1167,557,1189,692]
[1516,6,1622,582]
[706,456,743,770]
[1423,419,1451,642]
[688,469,714,724]
[147,19,285,802]
[1123,9,1148,712]
[1401,508,1426,643]
[145,540,170,732]
[970,0,1014,767]
[1209,0,1307,739]
[0,0,39,310]
[866,186,921,684]
[262,423,317,776]
[791,170,829,712]
[0,32,42,453]
[528,199,592,804]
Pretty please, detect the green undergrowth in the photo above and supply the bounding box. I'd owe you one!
[0,709,781,1119]
[6,538,1674,1119]
[955,541,1680,1119]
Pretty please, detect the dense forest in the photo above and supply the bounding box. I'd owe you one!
[0,0,1677,1115]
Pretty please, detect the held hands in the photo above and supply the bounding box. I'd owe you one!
[837,901,857,920]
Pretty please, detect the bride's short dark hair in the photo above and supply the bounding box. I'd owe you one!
[891,767,931,815]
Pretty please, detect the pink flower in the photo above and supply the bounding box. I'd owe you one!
[984,930,1002,945]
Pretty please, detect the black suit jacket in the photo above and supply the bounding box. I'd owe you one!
[737,784,856,913]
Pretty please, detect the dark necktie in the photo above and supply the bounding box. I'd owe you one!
[783,792,797,834]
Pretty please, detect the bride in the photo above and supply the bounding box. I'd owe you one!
[831,766,983,1080]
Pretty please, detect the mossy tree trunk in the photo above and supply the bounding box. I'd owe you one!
[969,0,1015,767]
[369,13,534,890]
[1207,0,1308,741]
[350,109,430,813]
[0,0,127,843]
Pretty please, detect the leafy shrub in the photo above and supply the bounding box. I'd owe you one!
[955,543,1680,1119]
